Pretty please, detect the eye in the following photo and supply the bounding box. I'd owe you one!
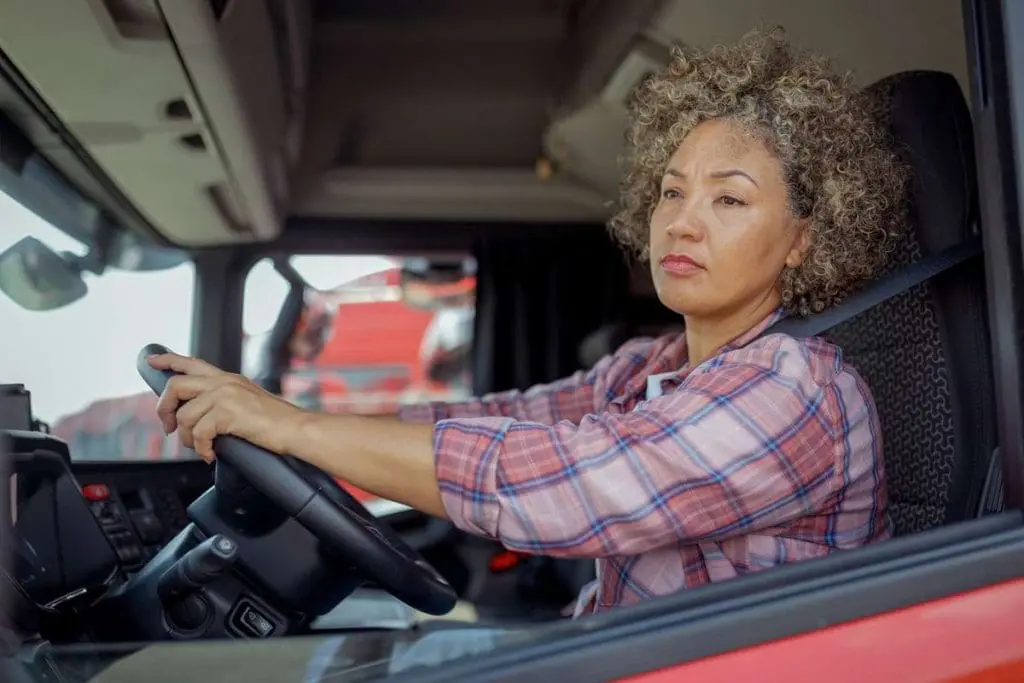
[719,195,746,207]
[662,188,682,200]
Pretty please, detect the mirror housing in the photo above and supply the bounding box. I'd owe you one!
[400,258,475,310]
[0,237,87,311]
[107,231,188,272]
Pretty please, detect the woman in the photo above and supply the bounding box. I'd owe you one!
[148,29,907,617]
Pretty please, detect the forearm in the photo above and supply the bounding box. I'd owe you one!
[400,373,595,425]
[285,411,447,519]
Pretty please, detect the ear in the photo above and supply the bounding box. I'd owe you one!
[784,219,812,268]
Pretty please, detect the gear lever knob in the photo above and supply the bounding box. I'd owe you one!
[157,534,237,604]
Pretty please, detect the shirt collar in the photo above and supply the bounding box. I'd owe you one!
[676,305,788,373]
[717,306,788,355]
[624,307,789,402]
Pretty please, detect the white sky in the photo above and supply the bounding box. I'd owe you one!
[0,190,395,424]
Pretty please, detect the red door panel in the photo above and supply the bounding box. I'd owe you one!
[619,578,1024,683]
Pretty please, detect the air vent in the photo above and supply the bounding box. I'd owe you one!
[101,0,165,40]
[179,133,206,152]
[164,98,193,121]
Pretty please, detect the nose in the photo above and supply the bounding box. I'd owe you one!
[662,198,706,241]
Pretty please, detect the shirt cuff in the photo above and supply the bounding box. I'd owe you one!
[431,416,511,539]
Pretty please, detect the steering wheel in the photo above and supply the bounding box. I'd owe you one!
[135,344,457,616]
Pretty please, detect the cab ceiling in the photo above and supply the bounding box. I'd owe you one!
[296,0,969,224]
[303,0,970,172]
[0,0,968,248]
[305,0,586,170]
[292,0,662,224]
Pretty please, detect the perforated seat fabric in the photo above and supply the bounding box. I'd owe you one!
[825,71,995,535]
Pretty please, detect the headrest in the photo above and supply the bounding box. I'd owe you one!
[863,71,978,254]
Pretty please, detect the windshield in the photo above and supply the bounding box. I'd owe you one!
[0,190,196,461]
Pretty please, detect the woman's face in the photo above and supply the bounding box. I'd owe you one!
[649,118,809,322]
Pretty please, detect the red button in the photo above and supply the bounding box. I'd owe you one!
[488,550,523,573]
[82,484,110,501]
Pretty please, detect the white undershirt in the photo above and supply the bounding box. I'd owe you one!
[645,371,679,400]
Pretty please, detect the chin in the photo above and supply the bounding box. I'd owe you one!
[653,277,714,318]
[654,290,716,319]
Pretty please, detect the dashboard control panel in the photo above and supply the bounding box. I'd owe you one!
[72,460,213,573]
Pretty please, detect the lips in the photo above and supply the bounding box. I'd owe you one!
[659,253,704,276]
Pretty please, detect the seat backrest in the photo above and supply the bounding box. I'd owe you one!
[826,71,995,535]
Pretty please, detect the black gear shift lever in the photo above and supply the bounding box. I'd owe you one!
[157,534,237,633]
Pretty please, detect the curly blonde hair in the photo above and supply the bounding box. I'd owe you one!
[608,28,910,315]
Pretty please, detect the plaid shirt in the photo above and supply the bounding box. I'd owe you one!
[399,309,891,615]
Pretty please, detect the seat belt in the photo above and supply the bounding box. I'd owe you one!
[978,447,1005,516]
[764,238,983,338]
[759,236,997,517]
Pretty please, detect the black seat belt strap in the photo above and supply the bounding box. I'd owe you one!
[765,238,983,338]
[978,447,1005,516]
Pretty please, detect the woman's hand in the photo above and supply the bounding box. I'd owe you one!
[147,352,446,518]
[147,352,307,463]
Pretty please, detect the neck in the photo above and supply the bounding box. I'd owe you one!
[684,292,781,366]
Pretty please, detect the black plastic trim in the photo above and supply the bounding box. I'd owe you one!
[190,248,246,368]
[0,431,10,623]
[253,217,605,256]
[964,0,1024,511]
[390,513,1024,683]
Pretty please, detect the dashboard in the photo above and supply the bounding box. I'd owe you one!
[72,461,213,573]
[3,428,588,648]
[10,448,589,620]
[0,380,595,683]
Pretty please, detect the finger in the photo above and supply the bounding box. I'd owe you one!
[174,390,216,448]
[147,353,222,378]
[191,411,221,463]
[155,375,219,433]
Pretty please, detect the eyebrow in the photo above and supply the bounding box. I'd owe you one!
[664,167,760,188]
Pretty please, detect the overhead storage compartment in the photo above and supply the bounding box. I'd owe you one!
[0,0,312,245]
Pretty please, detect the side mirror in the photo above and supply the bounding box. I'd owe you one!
[401,257,467,285]
[400,258,475,309]
[0,237,86,311]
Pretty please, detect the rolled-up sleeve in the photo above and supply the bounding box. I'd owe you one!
[399,337,662,425]
[433,343,843,558]
[397,371,594,424]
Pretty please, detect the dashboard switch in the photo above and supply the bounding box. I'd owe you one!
[82,484,110,501]
[89,500,122,526]
[231,599,276,638]
[130,510,164,544]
